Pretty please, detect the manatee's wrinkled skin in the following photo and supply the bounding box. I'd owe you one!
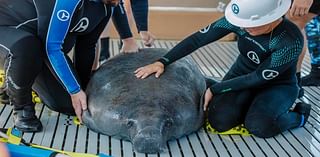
[83,48,206,153]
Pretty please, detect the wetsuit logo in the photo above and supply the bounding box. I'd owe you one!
[262,70,279,80]
[57,10,70,21]
[200,24,212,33]
[247,51,260,64]
[231,4,239,14]
[70,17,89,32]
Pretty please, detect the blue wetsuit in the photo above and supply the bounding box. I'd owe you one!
[0,0,130,114]
[158,17,305,138]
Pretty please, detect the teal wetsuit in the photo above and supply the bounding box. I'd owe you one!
[158,17,305,137]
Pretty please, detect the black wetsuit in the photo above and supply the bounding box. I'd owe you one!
[130,0,149,32]
[112,0,149,37]
[0,0,130,114]
[158,17,304,138]
[310,0,320,15]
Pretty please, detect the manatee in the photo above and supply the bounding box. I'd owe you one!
[83,48,206,153]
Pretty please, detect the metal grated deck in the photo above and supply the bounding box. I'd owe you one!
[1,40,320,157]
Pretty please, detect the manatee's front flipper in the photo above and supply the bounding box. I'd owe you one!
[204,76,220,88]
[82,110,100,133]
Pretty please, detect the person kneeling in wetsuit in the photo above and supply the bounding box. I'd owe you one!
[134,0,311,138]
[0,0,136,132]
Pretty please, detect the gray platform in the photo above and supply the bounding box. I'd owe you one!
[1,40,320,157]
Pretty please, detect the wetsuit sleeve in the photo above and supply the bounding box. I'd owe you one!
[130,0,148,32]
[112,0,133,39]
[45,0,82,94]
[158,17,238,66]
[210,39,303,94]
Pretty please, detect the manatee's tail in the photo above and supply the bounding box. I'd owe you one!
[82,110,100,133]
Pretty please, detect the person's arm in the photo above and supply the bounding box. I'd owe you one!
[158,17,237,66]
[134,17,239,79]
[210,39,303,95]
[112,0,139,52]
[45,0,82,94]
[130,0,148,32]
[112,0,133,39]
[130,0,155,47]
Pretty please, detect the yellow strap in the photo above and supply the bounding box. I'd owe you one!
[0,138,7,143]
[7,128,22,145]
[73,117,83,126]
[31,144,99,157]
[1,127,101,157]
[0,70,5,86]
[32,91,42,104]
[206,121,251,136]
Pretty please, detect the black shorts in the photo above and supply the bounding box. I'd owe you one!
[310,0,320,15]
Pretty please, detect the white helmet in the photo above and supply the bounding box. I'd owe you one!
[225,0,291,28]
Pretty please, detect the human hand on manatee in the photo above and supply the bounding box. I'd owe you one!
[134,61,164,79]
[140,31,155,47]
[70,90,87,123]
[203,88,213,111]
[121,37,139,53]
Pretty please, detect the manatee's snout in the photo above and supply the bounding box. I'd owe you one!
[132,126,165,153]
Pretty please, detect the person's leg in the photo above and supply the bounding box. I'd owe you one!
[32,61,75,115]
[0,27,43,132]
[302,16,320,86]
[207,69,254,132]
[245,85,310,138]
[74,46,96,90]
[207,90,253,132]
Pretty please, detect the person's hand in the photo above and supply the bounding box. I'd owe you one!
[203,88,213,111]
[0,142,9,157]
[121,37,139,53]
[139,31,155,47]
[70,90,87,123]
[289,0,313,17]
[134,61,164,79]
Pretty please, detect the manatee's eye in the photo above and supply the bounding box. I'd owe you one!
[127,120,134,128]
[164,119,173,128]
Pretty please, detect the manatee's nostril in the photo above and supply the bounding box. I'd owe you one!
[164,119,173,129]
[127,120,134,128]
[165,121,172,128]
